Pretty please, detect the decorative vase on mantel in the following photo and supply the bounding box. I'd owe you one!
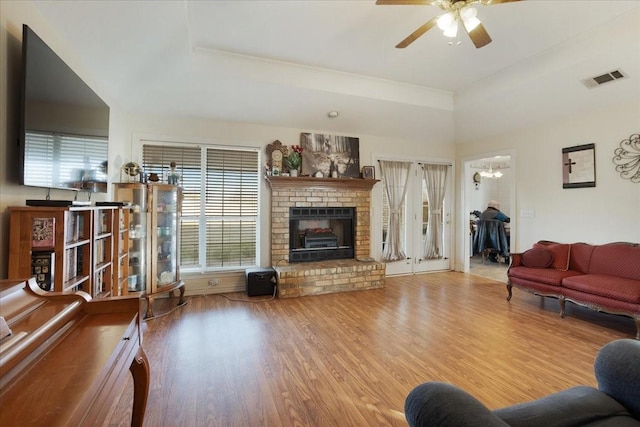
[285,145,303,177]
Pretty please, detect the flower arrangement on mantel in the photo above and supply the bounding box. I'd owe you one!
[285,145,303,176]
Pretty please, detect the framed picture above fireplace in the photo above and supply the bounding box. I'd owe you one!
[300,133,360,178]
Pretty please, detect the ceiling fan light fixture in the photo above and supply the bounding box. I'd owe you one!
[437,12,456,31]
[463,16,481,31]
[460,6,477,21]
[460,6,481,31]
[443,21,458,37]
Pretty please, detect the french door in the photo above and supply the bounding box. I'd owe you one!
[381,160,452,276]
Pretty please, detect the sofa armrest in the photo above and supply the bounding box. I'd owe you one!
[595,339,640,419]
[405,382,509,427]
[509,252,523,268]
[493,386,633,427]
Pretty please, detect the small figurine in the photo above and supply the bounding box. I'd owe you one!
[168,161,181,185]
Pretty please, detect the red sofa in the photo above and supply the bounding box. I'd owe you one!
[507,241,640,339]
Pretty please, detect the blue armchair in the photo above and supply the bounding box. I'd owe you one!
[405,339,640,427]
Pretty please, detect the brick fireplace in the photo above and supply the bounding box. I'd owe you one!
[266,176,385,298]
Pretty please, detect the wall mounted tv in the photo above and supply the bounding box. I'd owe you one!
[19,24,110,194]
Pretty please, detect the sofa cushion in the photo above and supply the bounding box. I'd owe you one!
[589,243,640,281]
[568,243,596,274]
[534,242,571,271]
[494,386,634,427]
[561,274,640,304]
[521,248,554,268]
[508,266,583,287]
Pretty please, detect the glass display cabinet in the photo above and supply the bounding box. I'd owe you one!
[114,183,185,318]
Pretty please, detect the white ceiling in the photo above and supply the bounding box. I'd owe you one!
[30,0,640,144]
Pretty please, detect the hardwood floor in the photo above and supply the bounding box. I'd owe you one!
[469,254,509,282]
[105,272,635,426]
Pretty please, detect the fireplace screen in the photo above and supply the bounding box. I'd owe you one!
[289,207,355,262]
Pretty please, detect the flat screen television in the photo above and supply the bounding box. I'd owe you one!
[19,24,110,194]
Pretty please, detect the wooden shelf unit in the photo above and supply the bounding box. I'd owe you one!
[8,205,129,298]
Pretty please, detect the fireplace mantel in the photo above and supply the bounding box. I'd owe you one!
[266,175,379,191]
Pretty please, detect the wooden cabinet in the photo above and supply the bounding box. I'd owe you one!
[8,206,127,298]
[113,183,185,317]
[0,278,149,427]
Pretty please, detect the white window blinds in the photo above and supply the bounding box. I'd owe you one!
[142,143,259,272]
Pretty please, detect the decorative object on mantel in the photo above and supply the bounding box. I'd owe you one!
[266,140,288,177]
[612,133,640,183]
[300,133,360,178]
[361,166,375,179]
[285,145,303,176]
[562,143,596,189]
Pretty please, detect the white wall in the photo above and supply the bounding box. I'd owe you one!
[455,100,640,271]
[115,113,454,294]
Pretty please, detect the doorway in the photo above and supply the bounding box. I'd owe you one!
[463,153,515,281]
[377,159,453,276]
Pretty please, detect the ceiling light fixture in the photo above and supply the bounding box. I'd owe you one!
[460,6,481,32]
[436,6,481,42]
[327,111,339,118]
[479,164,503,179]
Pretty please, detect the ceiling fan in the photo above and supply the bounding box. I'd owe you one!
[376,0,522,49]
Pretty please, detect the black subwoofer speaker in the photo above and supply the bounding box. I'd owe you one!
[245,267,276,297]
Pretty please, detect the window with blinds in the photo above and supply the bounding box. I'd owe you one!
[142,143,259,272]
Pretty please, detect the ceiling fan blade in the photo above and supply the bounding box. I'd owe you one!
[466,22,492,48]
[396,17,439,48]
[376,0,436,5]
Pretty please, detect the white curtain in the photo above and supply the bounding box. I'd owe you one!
[422,163,449,260]
[380,160,411,262]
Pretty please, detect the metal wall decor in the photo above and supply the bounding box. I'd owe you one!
[612,133,640,183]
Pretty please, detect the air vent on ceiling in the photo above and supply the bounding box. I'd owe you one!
[582,69,627,89]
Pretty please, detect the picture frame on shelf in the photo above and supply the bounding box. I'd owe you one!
[362,166,375,179]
